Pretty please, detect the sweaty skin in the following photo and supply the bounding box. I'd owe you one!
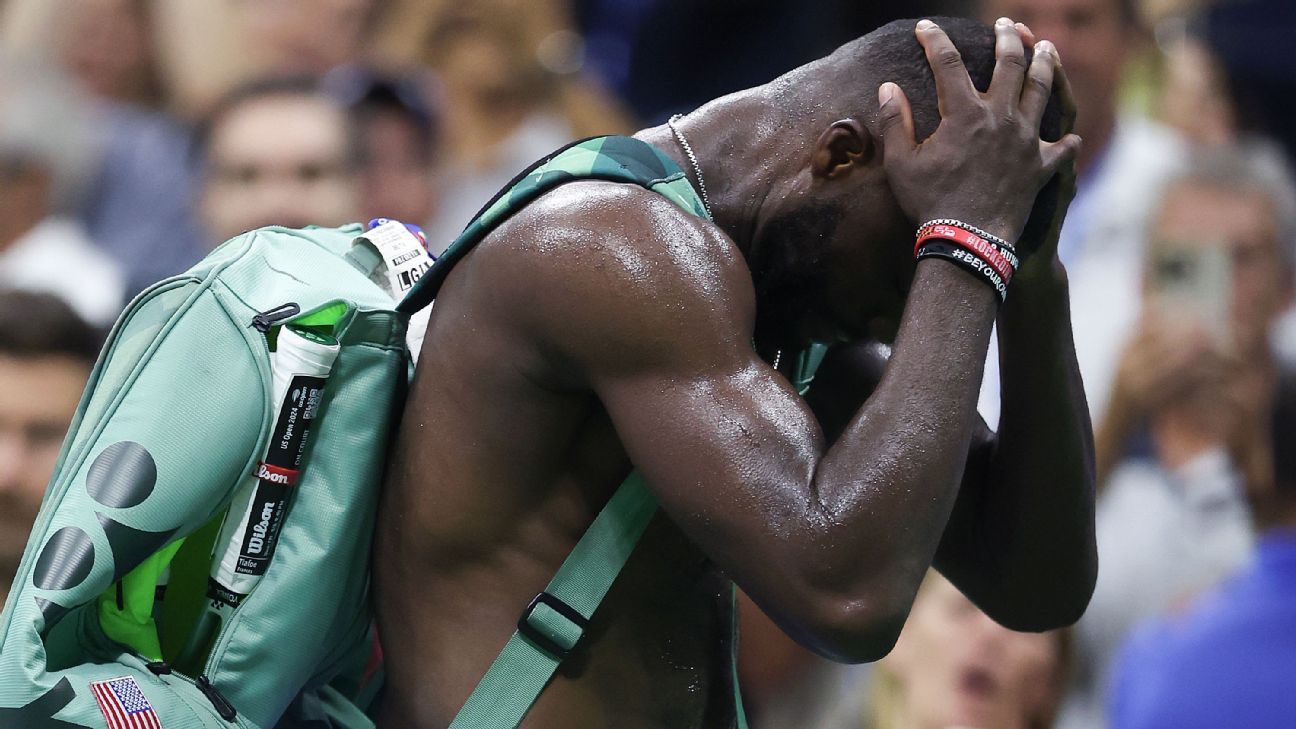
[375,19,1095,729]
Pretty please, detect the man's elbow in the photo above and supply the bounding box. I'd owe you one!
[992,552,1098,632]
[797,594,912,664]
[1042,557,1098,629]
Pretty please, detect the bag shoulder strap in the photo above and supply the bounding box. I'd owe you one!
[427,137,718,728]
[449,474,659,728]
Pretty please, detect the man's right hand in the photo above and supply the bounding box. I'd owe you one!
[874,18,1083,248]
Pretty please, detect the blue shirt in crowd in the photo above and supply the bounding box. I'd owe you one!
[1108,528,1296,729]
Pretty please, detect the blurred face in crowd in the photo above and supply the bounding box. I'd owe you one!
[878,574,1064,729]
[201,93,359,244]
[1147,180,1290,358]
[0,354,88,595]
[429,4,549,110]
[982,0,1130,151]
[241,0,377,74]
[56,0,154,103]
[358,108,437,226]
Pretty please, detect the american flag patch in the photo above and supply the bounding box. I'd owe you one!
[89,676,163,729]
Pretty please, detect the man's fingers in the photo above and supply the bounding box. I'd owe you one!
[989,17,1029,109]
[1015,22,1037,47]
[1040,133,1083,175]
[876,81,916,153]
[915,19,977,117]
[1019,40,1058,126]
[1054,60,1078,137]
[1056,156,1078,207]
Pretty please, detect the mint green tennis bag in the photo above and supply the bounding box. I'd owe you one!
[0,135,758,728]
[0,223,411,729]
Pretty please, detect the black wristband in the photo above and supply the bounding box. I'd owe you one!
[916,239,1008,302]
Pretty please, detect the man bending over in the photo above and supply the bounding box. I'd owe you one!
[376,16,1097,728]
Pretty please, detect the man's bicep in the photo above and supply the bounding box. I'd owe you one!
[591,343,826,569]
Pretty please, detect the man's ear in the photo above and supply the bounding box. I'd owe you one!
[811,119,874,180]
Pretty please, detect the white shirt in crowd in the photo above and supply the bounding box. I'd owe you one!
[0,217,126,327]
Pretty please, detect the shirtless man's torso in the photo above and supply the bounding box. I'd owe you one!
[375,16,1099,728]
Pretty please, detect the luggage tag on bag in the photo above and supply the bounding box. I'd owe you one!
[349,218,435,360]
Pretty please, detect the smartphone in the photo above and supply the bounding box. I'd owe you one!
[1145,241,1233,348]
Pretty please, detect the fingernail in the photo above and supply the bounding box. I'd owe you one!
[917,19,935,30]
[1036,40,1056,55]
[879,82,895,105]
[996,17,1012,26]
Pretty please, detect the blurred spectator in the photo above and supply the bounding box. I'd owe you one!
[238,0,387,78]
[1200,0,1296,170]
[1064,143,1296,729]
[53,0,164,107]
[4,0,209,297]
[196,77,361,245]
[824,572,1068,729]
[323,66,441,228]
[1106,368,1296,729]
[1157,29,1234,147]
[0,55,125,328]
[0,290,100,600]
[975,0,1187,430]
[418,0,635,251]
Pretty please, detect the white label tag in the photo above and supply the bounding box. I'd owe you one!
[356,221,436,363]
[361,220,434,297]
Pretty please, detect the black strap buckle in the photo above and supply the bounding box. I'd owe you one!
[517,591,589,660]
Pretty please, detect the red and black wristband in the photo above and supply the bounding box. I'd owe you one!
[915,238,1009,302]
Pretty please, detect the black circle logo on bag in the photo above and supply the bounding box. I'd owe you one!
[85,441,157,509]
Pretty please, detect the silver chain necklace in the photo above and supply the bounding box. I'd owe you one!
[668,114,783,372]
[666,114,714,219]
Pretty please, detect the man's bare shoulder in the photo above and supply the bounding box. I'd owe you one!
[469,180,758,373]
[489,180,750,301]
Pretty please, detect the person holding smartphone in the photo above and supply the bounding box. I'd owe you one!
[1058,142,1296,729]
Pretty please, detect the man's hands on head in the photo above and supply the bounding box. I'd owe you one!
[875,18,1083,251]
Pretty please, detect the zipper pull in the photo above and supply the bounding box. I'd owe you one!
[250,302,301,333]
[195,674,238,722]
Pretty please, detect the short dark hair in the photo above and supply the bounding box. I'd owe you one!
[828,16,1062,144]
[192,75,361,168]
[791,17,1064,236]
[0,289,101,362]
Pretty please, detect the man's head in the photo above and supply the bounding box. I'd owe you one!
[1143,144,1296,359]
[978,0,1135,162]
[198,77,361,245]
[0,290,99,597]
[746,17,1060,346]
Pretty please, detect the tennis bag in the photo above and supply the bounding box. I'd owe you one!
[0,135,758,728]
[0,222,420,729]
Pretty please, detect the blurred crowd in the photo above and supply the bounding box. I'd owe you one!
[2,0,1295,727]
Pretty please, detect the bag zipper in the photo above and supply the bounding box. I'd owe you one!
[250,302,301,333]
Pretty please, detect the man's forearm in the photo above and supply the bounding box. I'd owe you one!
[799,260,997,652]
[982,265,1097,628]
